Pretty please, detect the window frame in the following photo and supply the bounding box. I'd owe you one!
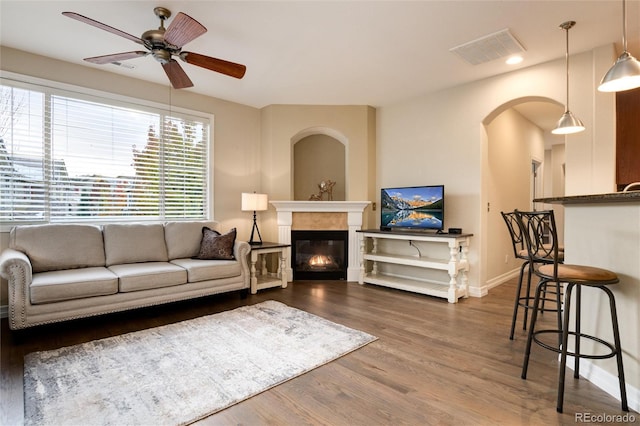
[0,71,214,231]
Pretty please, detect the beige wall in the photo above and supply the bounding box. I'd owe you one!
[377,44,617,297]
[293,134,346,201]
[540,144,566,248]
[485,108,545,283]
[259,104,377,243]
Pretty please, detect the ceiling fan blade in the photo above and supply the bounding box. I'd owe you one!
[62,12,143,45]
[162,60,194,89]
[164,12,207,48]
[181,52,246,79]
[84,51,148,64]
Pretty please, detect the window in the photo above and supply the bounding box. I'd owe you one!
[1,77,211,225]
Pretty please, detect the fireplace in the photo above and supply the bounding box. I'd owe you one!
[270,201,371,282]
[291,230,348,280]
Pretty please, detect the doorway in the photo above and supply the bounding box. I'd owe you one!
[532,159,542,211]
[482,98,565,289]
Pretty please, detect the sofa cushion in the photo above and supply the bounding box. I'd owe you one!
[30,267,118,304]
[10,224,106,273]
[194,228,236,260]
[170,258,241,283]
[164,221,219,260]
[108,262,187,292]
[103,224,168,266]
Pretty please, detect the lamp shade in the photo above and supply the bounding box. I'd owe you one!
[598,51,640,92]
[551,111,585,135]
[241,193,268,211]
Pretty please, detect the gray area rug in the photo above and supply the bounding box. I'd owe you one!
[24,300,377,426]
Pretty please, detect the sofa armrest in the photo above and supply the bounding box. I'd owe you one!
[233,240,251,288]
[0,248,33,330]
[0,248,32,282]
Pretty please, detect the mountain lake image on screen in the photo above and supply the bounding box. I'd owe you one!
[381,185,444,231]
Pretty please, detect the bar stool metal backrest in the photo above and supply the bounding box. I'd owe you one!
[505,210,564,340]
[516,210,560,275]
[502,211,545,340]
[501,211,527,262]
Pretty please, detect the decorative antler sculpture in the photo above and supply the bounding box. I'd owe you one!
[308,179,336,201]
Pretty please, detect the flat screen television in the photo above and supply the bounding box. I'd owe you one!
[380,185,444,231]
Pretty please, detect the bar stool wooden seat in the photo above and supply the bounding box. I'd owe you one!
[501,211,563,340]
[516,210,628,413]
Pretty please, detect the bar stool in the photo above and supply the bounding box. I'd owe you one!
[516,210,628,413]
[501,211,563,340]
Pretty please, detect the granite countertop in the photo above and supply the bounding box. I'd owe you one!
[534,191,640,205]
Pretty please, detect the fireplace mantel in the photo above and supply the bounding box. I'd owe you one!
[270,201,371,212]
[270,201,371,281]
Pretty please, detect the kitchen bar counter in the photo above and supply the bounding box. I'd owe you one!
[534,191,640,205]
[534,192,639,410]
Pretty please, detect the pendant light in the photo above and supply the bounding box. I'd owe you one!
[552,21,585,135]
[598,0,640,92]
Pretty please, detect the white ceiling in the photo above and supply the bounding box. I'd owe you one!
[1,0,639,117]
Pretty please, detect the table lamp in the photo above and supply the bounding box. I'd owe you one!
[241,192,268,245]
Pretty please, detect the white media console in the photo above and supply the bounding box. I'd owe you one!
[357,229,472,303]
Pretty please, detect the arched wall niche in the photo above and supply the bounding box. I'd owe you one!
[291,126,348,201]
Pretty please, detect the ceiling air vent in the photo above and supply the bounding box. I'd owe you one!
[111,61,136,70]
[450,28,525,65]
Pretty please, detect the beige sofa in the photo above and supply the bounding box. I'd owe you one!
[0,221,251,330]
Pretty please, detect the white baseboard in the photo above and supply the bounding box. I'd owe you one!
[468,286,488,298]
[469,268,520,298]
[566,355,640,413]
[0,304,7,319]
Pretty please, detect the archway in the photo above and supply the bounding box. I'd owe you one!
[481,97,565,290]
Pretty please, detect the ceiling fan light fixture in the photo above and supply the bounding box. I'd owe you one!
[152,49,172,64]
[554,20,585,135]
[62,8,246,89]
[551,111,585,135]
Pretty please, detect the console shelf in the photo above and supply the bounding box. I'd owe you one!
[357,229,473,303]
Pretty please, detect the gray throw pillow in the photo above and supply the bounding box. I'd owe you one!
[195,227,236,260]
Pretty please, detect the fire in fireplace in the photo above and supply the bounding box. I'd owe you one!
[291,230,348,280]
[308,254,336,269]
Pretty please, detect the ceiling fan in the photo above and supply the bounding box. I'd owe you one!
[62,7,246,89]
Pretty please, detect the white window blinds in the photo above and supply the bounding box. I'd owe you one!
[0,79,210,224]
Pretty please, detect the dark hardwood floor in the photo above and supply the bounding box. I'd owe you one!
[1,279,637,425]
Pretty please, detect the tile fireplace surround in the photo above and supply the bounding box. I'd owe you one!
[270,201,371,282]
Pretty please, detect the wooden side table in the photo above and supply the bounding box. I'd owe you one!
[249,242,290,294]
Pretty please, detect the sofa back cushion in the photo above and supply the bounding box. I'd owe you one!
[103,223,168,266]
[164,221,219,260]
[10,224,106,273]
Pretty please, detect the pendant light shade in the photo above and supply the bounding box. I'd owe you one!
[598,0,640,92]
[552,21,585,135]
[553,111,586,135]
[598,52,640,92]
